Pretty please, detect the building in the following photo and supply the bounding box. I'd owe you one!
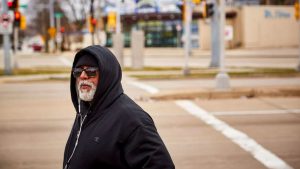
[101,0,299,49]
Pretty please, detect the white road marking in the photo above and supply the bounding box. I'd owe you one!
[127,80,294,169]
[211,109,300,116]
[175,100,293,169]
[58,57,72,67]
[126,81,159,94]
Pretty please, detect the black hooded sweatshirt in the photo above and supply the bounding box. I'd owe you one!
[63,45,175,169]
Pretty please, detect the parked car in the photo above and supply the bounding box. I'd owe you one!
[29,43,43,52]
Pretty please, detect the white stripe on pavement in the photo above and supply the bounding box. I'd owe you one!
[211,109,300,116]
[58,57,72,67]
[126,81,159,94]
[175,100,293,169]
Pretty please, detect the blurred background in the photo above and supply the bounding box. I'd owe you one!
[0,0,300,169]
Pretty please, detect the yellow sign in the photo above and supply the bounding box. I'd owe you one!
[20,15,26,30]
[48,27,56,38]
[107,12,116,30]
[295,2,300,20]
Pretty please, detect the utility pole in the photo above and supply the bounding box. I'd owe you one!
[90,0,95,45]
[1,0,13,75]
[183,0,192,76]
[116,0,121,34]
[55,13,62,52]
[297,0,300,71]
[13,25,18,53]
[112,0,124,67]
[13,25,18,68]
[215,0,230,90]
[49,0,55,52]
[209,0,220,67]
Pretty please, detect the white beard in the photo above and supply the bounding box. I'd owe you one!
[77,80,97,101]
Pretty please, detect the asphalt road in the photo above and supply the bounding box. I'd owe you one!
[0,78,299,169]
[0,48,299,168]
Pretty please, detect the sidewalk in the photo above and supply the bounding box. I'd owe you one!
[120,47,299,57]
[1,46,299,100]
[3,46,297,58]
[124,74,300,100]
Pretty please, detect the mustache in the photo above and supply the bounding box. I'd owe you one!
[78,80,94,87]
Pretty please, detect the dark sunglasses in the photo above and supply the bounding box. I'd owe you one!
[72,67,98,78]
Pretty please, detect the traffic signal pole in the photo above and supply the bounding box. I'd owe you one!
[1,0,13,75]
[215,0,230,90]
[209,0,220,68]
[297,0,300,72]
[49,0,55,52]
[13,26,19,68]
[112,0,124,67]
[183,0,191,76]
[55,15,62,52]
[90,0,95,45]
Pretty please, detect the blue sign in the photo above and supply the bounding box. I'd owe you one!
[264,9,291,19]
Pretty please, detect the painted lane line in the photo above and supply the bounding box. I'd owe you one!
[58,57,72,67]
[126,81,159,94]
[211,109,300,116]
[175,100,293,169]
[127,80,293,169]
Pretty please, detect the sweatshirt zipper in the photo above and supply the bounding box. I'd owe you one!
[64,113,87,169]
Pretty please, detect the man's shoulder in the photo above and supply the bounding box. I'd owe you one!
[113,94,154,126]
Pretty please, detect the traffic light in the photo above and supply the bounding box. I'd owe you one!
[14,10,21,27]
[60,27,65,33]
[89,16,97,33]
[177,0,186,22]
[295,2,300,20]
[7,0,18,10]
[203,1,214,18]
[192,0,201,5]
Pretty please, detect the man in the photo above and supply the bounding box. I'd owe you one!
[63,45,175,169]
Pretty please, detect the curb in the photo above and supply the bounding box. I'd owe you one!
[150,86,300,100]
[0,74,70,83]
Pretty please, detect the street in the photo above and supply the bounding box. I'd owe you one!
[0,71,299,169]
[0,0,299,168]
[0,47,300,169]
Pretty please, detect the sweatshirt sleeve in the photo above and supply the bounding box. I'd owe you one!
[123,124,175,169]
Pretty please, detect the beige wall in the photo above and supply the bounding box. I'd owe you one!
[199,6,299,49]
[199,17,235,50]
[199,20,211,50]
[242,6,299,48]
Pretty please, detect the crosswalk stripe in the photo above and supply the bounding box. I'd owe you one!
[211,109,300,116]
[176,100,293,169]
[126,81,159,94]
[58,57,72,67]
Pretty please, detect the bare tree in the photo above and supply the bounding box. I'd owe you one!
[25,0,72,52]
[62,0,90,31]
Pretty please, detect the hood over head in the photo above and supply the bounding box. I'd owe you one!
[74,54,98,68]
[70,45,123,114]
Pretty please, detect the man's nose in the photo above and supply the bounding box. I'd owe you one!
[79,71,88,79]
